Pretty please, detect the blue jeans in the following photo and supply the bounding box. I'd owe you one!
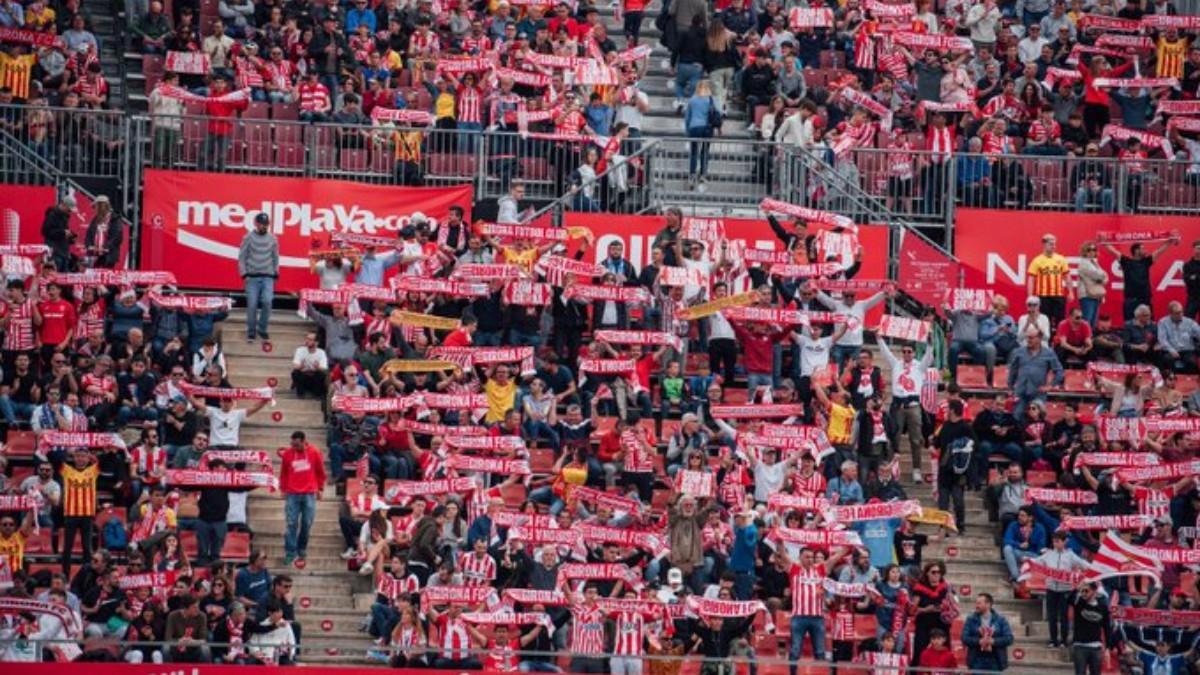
[733,570,755,600]
[831,344,859,372]
[523,420,561,453]
[118,405,160,426]
[1080,297,1100,327]
[284,493,317,558]
[1003,545,1038,581]
[0,397,35,424]
[194,519,227,563]
[370,602,399,639]
[674,61,703,100]
[948,339,993,381]
[746,372,773,396]
[244,276,274,338]
[474,330,502,346]
[458,121,482,154]
[790,615,827,667]
[529,486,565,515]
[1022,9,1047,27]
[1075,186,1114,213]
[508,329,544,347]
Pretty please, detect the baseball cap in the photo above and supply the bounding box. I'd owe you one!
[667,568,683,585]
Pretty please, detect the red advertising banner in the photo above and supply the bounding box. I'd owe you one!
[139,170,472,292]
[0,184,56,249]
[4,666,567,675]
[898,230,959,308]
[955,209,1197,318]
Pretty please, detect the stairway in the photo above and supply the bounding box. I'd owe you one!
[83,0,126,106]
[221,310,378,662]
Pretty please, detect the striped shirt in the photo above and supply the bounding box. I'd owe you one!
[1028,253,1069,297]
[297,82,331,113]
[436,616,471,660]
[457,86,484,125]
[0,532,25,570]
[570,605,607,655]
[3,299,35,351]
[1156,37,1187,79]
[1027,119,1060,144]
[793,470,827,497]
[613,611,646,656]
[61,464,99,518]
[81,373,115,410]
[789,562,827,616]
[457,551,497,586]
[0,54,34,100]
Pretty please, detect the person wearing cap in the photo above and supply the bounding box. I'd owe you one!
[238,211,279,342]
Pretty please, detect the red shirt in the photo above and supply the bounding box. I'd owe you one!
[1054,318,1092,348]
[917,646,959,672]
[442,328,472,347]
[278,443,327,494]
[789,562,827,617]
[205,93,248,135]
[37,299,76,346]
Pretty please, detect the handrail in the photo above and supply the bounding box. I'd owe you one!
[523,137,662,225]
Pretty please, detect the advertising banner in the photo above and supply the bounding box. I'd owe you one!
[898,230,960,308]
[139,170,472,292]
[955,209,1198,318]
[0,184,56,249]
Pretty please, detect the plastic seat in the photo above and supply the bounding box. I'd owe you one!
[245,141,274,166]
[275,143,304,168]
[6,430,36,458]
[273,121,302,144]
[244,101,270,119]
[338,148,369,172]
[220,531,251,562]
[142,55,164,75]
[271,101,298,121]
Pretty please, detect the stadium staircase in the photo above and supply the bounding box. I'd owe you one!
[85,0,126,106]
[222,310,379,662]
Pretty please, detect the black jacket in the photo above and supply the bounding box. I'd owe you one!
[41,206,71,255]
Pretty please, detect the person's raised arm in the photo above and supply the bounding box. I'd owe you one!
[244,398,269,417]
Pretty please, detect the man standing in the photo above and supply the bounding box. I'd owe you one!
[878,339,934,483]
[1027,233,1072,330]
[41,195,74,272]
[783,545,848,671]
[1104,236,1178,321]
[278,431,326,565]
[60,449,98,574]
[1070,582,1113,675]
[1184,240,1200,320]
[1006,329,1064,422]
[961,593,1014,672]
[238,212,279,343]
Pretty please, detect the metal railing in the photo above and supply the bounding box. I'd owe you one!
[843,147,1200,221]
[646,136,800,212]
[525,138,662,226]
[0,104,128,182]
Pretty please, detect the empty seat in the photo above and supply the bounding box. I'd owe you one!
[275,143,304,168]
[244,101,270,119]
[339,148,368,171]
[271,101,298,120]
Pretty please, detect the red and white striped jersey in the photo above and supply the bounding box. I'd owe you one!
[1027,119,1060,145]
[75,299,105,340]
[979,130,1010,156]
[262,60,295,90]
[793,470,827,497]
[457,551,497,586]
[410,30,441,56]
[1120,149,1148,174]
[3,299,36,351]
[926,126,955,163]
[81,373,116,410]
[789,562,827,617]
[131,444,166,478]
[484,638,520,671]
[702,521,732,555]
[830,603,855,641]
[436,615,471,660]
[297,82,331,112]
[457,86,484,125]
[621,428,653,473]
[853,27,877,70]
[385,572,420,597]
[467,486,502,524]
[71,75,108,102]
[718,464,748,507]
[1134,486,1174,521]
[556,109,587,134]
[570,604,607,655]
[612,611,646,656]
[460,35,491,55]
[362,315,393,347]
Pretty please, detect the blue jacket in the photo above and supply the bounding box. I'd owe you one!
[956,155,991,186]
[186,311,229,354]
[729,523,757,573]
[827,477,864,505]
[1002,519,1047,553]
[345,8,376,33]
[962,610,1014,671]
[684,95,716,132]
[1029,503,1084,554]
[467,514,503,548]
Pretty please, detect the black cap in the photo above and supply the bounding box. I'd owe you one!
[254,212,270,225]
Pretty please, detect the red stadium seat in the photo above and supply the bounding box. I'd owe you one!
[142,55,164,76]
[220,531,251,562]
[179,530,199,559]
[338,148,369,172]
[275,143,305,168]
[271,101,298,121]
[314,145,338,170]
[245,141,274,166]
[6,430,36,458]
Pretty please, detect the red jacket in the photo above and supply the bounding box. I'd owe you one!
[1079,60,1133,107]
[917,646,958,672]
[732,323,789,375]
[205,94,249,136]
[279,443,326,495]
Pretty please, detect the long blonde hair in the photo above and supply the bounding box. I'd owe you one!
[706,22,731,52]
[696,80,713,97]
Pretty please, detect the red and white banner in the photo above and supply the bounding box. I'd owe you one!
[147,292,232,313]
[676,470,716,498]
[444,454,531,476]
[178,381,274,401]
[451,264,528,281]
[384,477,478,502]
[1112,605,1200,628]
[1140,546,1200,566]
[1158,99,1200,116]
[493,67,550,88]
[765,527,864,549]
[539,255,604,278]
[53,270,176,286]
[0,495,38,511]
[788,7,833,28]
[1141,14,1200,30]
[164,51,210,74]
[140,170,471,292]
[200,450,273,467]
[557,563,640,588]
[819,278,889,294]
[1077,14,1142,32]
[1117,459,1200,484]
[711,404,804,419]
[442,435,527,452]
[0,27,62,47]
[578,525,668,559]
[502,589,569,607]
[1086,534,1163,586]
[1059,515,1152,531]
[427,345,535,376]
[864,0,914,19]
[1023,488,1098,506]
[574,60,620,86]
[563,284,650,304]
[1018,558,1088,586]
[461,610,553,630]
[370,107,432,126]
[768,263,847,279]
[767,493,830,514]
[477,222,570,243]
[164,469,278,491]
[1093,76,1177,89]
[1167,117,1200,134]
[392,276,489,297]
[759,198,855,230]
[956,209,1198,318]
[1073,451,1160,467]
[892,31,973,52]
[1094,36,1156,52]
[577,357,636,376]
[877,315,930,342]
[395,419,486,437]
[594,330,682,351]
[823,500,922,523]
[37,431,126,451]
[1101,124,1174,159]
[1043,67,1083,90]
[435,57,494,74]
[568,485,643,514]
[503,280,553,307]
[118,571,177,591]
[419,586,498,611]
[1095,229,1180,244]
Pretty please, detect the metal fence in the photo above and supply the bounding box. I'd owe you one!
[646,136,803,211]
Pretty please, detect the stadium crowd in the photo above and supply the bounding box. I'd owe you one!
[1,0,1200,674]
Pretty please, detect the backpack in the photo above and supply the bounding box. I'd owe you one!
[948,437,974,476]
[102,517,128,551]
[706,97,723,129]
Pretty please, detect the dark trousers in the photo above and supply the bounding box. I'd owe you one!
[1046,589,1072,645]
[61,516,94,574]
[1072,644,1102,675]
[623,470,654,502]
[937,475,966,531]
[1040,295,1066,331]
[291,369,327,398]
[708,338,737,386]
